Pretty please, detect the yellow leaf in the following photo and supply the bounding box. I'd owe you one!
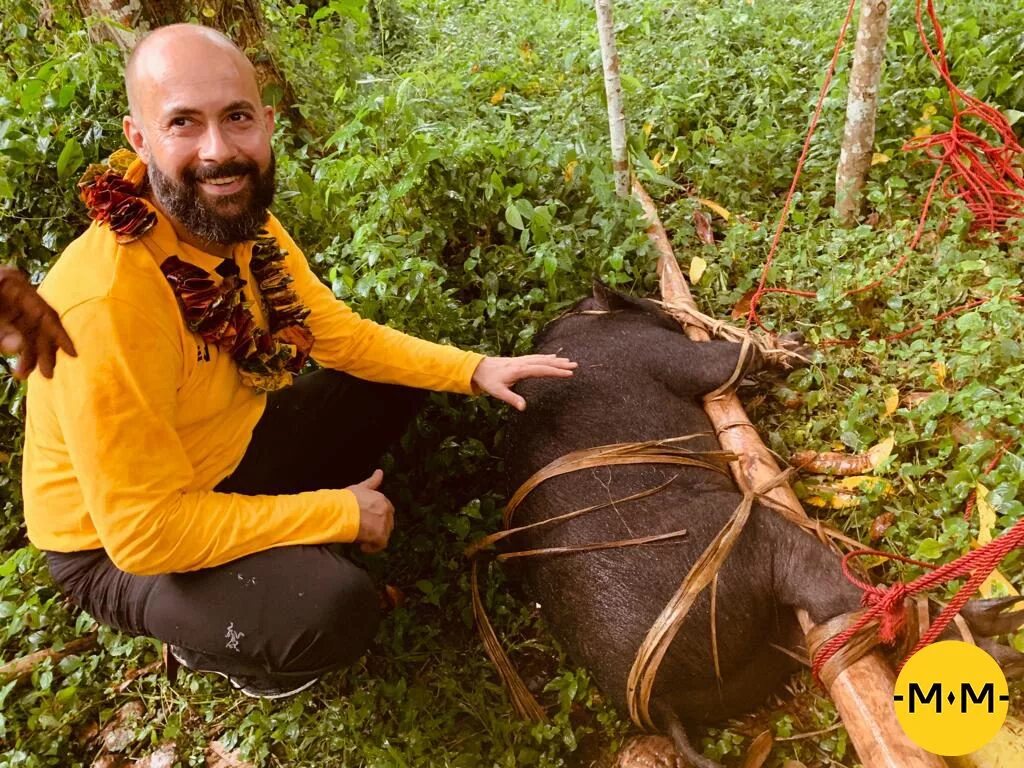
[854,553,890,570]
[689,256,708,284]
[835,475,892,494]
[698,198,732,220]
[914,124,933,139]
[979,567,1019,599]
[931,360,947,387]
[642,121,653,138]
[652,152,664,171]
[868,436,895,469]
[563,160,578,183]
[884,387,899,416]
[977,483,996,545]
[921,103,938,120]
[871,152,891,166]
[490,86,506,105]
[803,489,860,510]
[801,476,892,510]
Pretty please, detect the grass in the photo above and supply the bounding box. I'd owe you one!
[1,0,1023,765]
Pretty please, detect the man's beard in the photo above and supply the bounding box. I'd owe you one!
[147,154,276,245]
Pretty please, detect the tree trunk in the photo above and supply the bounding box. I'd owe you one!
[594,0,630,197]
[835,0,891,226]
[75,0,299,115]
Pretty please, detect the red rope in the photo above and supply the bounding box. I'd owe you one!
[812,436,1017,679]
[904,0,1024,233]
[818,295,1024,348]
[764,1,1024,681]
[812,512,1024,680]
[746,0,1024,335]
[745,0,860,331]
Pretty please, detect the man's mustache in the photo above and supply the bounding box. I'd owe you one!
[186,161,260,184]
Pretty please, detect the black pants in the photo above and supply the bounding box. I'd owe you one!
[46,370,424,684]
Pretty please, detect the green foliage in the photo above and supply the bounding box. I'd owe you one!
[1,0,1023,765]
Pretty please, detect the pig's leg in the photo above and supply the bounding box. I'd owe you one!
[653,702,722,768]
[762,509,863,624]
[769,512,1024,679]
[960,596,1024,637]
[977,638,1024,679]
[929,597,1024,679]
[651,337,765,401]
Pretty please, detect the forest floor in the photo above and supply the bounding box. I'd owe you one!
[2,0,1023,765]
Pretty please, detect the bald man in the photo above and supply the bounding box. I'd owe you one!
[24,24,575,699]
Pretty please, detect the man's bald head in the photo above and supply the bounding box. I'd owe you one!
[121,22,276,251]
[125,24,260,121]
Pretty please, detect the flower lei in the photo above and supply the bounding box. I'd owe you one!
[78,150,314,393]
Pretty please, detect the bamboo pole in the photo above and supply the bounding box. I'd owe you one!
[595,0,630,197]
[634,179,947,768]
[835,0,891,226]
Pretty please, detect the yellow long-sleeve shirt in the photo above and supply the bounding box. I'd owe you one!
[23,208,484,575]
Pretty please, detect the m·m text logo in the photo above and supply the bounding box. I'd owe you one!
[894,682,1010,714]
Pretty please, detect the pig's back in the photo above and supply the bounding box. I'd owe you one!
[504,333,785,719]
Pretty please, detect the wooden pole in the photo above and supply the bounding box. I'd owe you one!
[634,179,947,768]
[835,0,891,226]
[594,0,630,197]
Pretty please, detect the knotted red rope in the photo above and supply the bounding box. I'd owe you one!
[746,0,1024,335]
[904,0,1024,234]
[812,517,1024,680]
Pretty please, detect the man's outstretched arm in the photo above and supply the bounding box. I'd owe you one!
[271,218,575,400]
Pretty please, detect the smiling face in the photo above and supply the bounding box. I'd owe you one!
[123,25,277,247]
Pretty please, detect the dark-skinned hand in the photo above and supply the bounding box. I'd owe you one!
[0,266,76,379]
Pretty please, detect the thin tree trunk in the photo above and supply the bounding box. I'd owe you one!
[835,0,890,226]
[594,0,630,197]
[75,0,145,51]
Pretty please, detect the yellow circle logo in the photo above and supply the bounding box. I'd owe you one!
[893,640,1009,755]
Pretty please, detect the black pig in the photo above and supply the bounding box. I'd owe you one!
[503,285,1022,767]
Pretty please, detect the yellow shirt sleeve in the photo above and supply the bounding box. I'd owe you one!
[50,296,362,575]
[269,220,485,394]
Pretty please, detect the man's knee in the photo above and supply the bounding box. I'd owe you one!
[272,556,380,676]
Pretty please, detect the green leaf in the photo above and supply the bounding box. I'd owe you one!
[56,138,83,180]
[504,202,524,230]
[914,538,947,560]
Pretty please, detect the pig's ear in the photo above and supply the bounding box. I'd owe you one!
[591,279,641,312]
[590,279,614,310]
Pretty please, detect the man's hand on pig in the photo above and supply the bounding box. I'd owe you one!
[472,354,577,411]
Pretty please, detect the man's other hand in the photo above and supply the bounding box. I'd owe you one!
[0,266,76,379]
[471,354,577,411]
[349,469,395,554]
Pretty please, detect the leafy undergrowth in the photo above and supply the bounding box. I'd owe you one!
[2,0,1023,765]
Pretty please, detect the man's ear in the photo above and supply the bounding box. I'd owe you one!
[263,105,275,137]
[123,115,149,163]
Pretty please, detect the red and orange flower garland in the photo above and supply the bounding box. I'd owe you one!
[78,150,314,392]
